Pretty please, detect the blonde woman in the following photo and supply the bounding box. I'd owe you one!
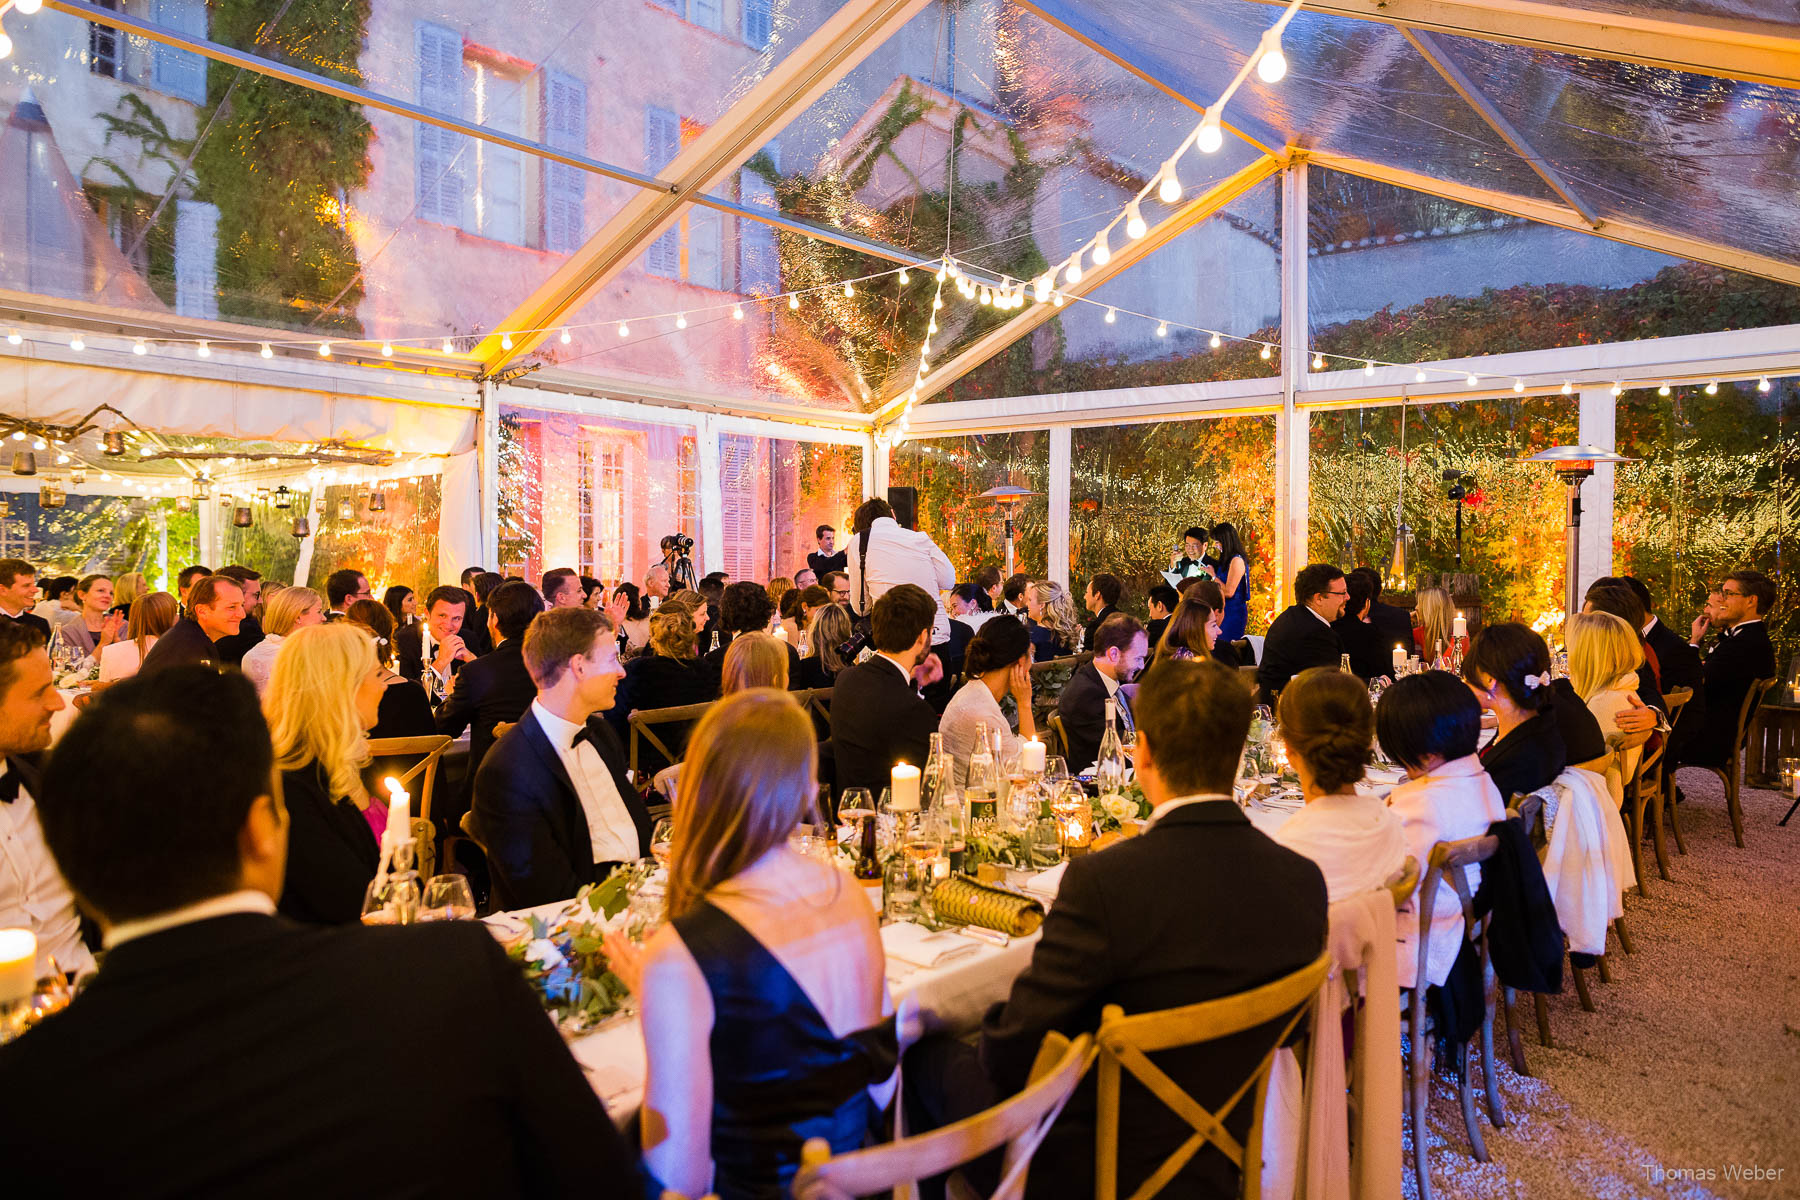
[1412,586,1457,660]
[796,602,851,689]
[604,690,895,1197]
[606,606,711,776]
[264,623,387,925]
[1024,579,1082,661]
[98,591,177,684]
[241,586,325,695]
[720,631,789,694]
[111,570,147,618]
[1568,610,1653,805]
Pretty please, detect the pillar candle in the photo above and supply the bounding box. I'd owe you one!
[1018,738,1047,774]
[1392,644,1407,674]
[382,777,411,844]
[890,762,921,811]
[0,928,37,1004]
[1453,612,1468,640]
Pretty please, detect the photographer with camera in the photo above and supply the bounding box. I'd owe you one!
[845,497,957,707]
[659,533,698,593]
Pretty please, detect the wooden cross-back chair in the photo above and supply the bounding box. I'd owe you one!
[627,700,712,780]
[792,1032,1095,1200]
[1509,789,1630,1020]
[365,734,454,879]
[1676,676,1777,848]
[1092,950,1331,1200]
[1646,687,1691,878]
[1405,834,1510,1200]
[1624,687,1688,896]
[1046,714,1069,762]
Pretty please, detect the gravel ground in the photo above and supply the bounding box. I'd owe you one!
[1409,770,1800,1200]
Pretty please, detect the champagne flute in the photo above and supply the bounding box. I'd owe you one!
[419,874,477,921]
[649,817,675,866]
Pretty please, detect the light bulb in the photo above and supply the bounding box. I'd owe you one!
[1610,382,1623,397]
[732,305,745,320]
[979,288,992,306]
[898,268,910,284]
[1256,29,1288,83]
[932,296,943,310]
[934,266,947,283]
[676,313,688,329]
[1415,367,1427,382]
[1658,384,1671,396]
[1260,344,1273,361]
[441,338,455,354]
[499,332,514,350]
[1033,277,1050,303]
[16,0,42,15]
[1126,202,1147,240]
[133,339,148,355]
[259,342,273,359]
[843,280,855,297]
[1092,230,1111,266]
[928,319,938,335]
[5,331,19,346]
[1158,166,1182,204]
[196,340,210,357]
[1210,333,1222,350]
[617,322,629,337]
[0,32,13,60]
[1705,380,1718,395]
[380,341,393,357]
[921,340,931,355]
[1513,378,1525,393]
[1196,117,1224,154]
[1759,376,1772,393]
[788,294,799,310]
[1156,322,1168,337]
[12,432,24,442]
[1311,352,1325,370]
[318,342,331,357]
[1364,360,1375,376]
[1065,254,1083,286]
[1560,381,1573,395]
[1105,307,1116,324]
[1052,292,1065,308]
[56,453,68,465]
[69,335,85,351]
[559,328,572,344]
[32,438,45,450]
[947,260,961,280]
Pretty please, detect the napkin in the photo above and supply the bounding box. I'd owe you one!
[1022,861,1067,901]
[881,922,984,969]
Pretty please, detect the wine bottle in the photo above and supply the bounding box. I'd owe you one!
[854,813,883,905]
[1095,698,1127,794]
[922,731,948,813]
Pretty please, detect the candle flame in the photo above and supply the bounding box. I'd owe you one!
[383,776,404,798]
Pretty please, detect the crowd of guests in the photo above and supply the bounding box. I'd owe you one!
[0,519,1782,1196]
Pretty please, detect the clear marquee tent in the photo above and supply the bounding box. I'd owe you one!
[2,0,1799,637]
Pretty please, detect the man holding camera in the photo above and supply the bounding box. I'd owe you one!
[659,534,698,593]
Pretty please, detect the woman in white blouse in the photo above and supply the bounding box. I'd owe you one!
[938,615,1036,785]
[241,586,326,694]
[1375,670,1507,989]
[1568,610,1651,806]
[97,591,177,684]
[1272,667,1407,902]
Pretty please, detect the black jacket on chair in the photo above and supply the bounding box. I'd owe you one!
[978,799,1328,1200]
[1474,816,1564,996]
[1645,616,1705,759]
[1256,604,1342,699]
[1682,620,1774,769]
[0,912,634,1196]
[275,761,379,926]
[473,708,652,912]
[436,639,536,784]
[1056,660,1129,775]
[829,655,937,796]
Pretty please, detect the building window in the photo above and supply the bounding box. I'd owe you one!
[744,0,773,47]
[543,71,588,253]
[688,209,723,290]
[151,0,208,103]
[173,198,219,320]
[678,435,699,548]
[739,141,779,295]
[468,61,526,245]
[578,433,627,582]
[414,23,467,227]
[689,0,722,33]
[644,106,681,277]
[89,0,121,78]
[719,433,759,582]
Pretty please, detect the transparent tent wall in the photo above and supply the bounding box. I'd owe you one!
[718,433,863,583]
[304,477,443,594]
[1070,416,1277,633]
[0,491,196,590]
[888,432,1051,579]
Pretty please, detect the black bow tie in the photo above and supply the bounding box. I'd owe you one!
[571,725,598,752]
[0,767,18,804]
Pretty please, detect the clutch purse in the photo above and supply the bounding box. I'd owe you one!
[930,876,1044,937]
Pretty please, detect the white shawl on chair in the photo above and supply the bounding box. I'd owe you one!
[1540,767,1636,955]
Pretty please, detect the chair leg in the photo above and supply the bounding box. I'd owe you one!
[1481,991,1508,1127]
[1668,773,1688,856]
[1628,787,1652,898]
[1457,1042,1489,1162]
[1595,954,1612,984]
[1533,993,1553,1048]
[1572,962,1596,1011]
[1502,986,1529,1075]
[1651,782,1674,880]
[1410,993,1434,1200]
[1613,916,1634,955]
[1727,760,1747,848]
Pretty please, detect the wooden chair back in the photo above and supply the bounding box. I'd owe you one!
[1047,713,1069,762]
[365,734,455,824]
[794,1032,1095,1200]
[1385,855,1419,911]
[627,699,712,778]
[1030,652,1092,682]
[491,721,516,741]
[1093,951,1331,1200]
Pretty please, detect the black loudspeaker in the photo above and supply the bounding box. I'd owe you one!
[887,485,919,530]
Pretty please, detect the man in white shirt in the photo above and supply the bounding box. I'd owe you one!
[471,607,652,911]
[845,496,956,641]
[0,621,93,977]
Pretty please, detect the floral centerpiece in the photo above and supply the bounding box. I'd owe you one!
[502,862,654,1033]
[964,826,1035,870]
[1092,782,1152,833]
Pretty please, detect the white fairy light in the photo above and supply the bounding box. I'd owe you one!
[789,294,800,310]
[1196,115,1224,154]
[1157,165,1182,204]
[898,268,910,284]
[133,339,148,355]
[1125,202,1148,240]
[69,335,85,351]
[1415,367,1428,382]
[1210,333,1223,350]
[15,0,42,16]
[732,305,745,320]
[1658,384,1671,396]
[441,338,455,354]
[1704,380,1719,395]
[499,333,514,350]
[1512,378,1524,393]
[1105,308,1116,324]
[318,342,331,357]
[1065,254,1083,286]
[1156,322,1168,337]
[1032,276,1050,303]
[979,288,993,306]
[1364,360,1375,376]
[1092,230,1112,267]
[1311,351,1325,370]
[1052,292,1065,308]
[196,340,210,357]
[617,322,630,337]
[843,280,855,297]
[559,328,572,344]
[380,342,393,357]
[1560,381,1573,395]
[1759,376,1772,393]
[1610,382,1624,397]
[676,313,688,329]
[260,342,273,359]
[5,331,20,346]
[932,296,943,310]
[1466,373,1479,386]
[1256,28,1288,83]
[1260,344,1273,361]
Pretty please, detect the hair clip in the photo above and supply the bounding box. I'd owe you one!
[1522,671,1547,690]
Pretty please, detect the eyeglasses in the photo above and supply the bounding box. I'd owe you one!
[1324,589,1350,599]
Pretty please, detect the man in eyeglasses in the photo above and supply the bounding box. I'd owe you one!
[1255,563,1348,701]
[1680,570,1777,771]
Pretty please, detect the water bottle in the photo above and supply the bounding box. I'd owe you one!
[1096,698,1128,795]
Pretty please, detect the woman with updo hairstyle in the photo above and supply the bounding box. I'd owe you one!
[720,632,789,694]
[1463,622,1605,801]
[606,605,711,776]
[1271,667,1407,901]
[344,599,435,739]
[938,615,1037,785]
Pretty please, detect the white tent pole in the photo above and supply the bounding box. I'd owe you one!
[697,415,725,578]
[1274,160,1311,607]
[1577,385,1617,598]
[478,382,500,571]
[873,434,891,500]
[1048,427,1072,589]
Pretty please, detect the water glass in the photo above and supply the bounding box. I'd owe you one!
[650,817,675,866]
[882,854,926,924]
[419,874,476,921]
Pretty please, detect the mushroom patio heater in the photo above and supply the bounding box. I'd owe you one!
[978,484,1038,578]
[1520,445,1636,625]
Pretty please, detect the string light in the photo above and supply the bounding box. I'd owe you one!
[559,328,572,344]
[1414,367,1427,382]
[1065,254,1083,285]
[1104,307,1116,324]
[1311,351,1325,370]
[1466,373,1479,386]
[1210,332,1223,350]
[617,322,630,337]
[499,333,513,350]
[0,30,11,60]
[260,342,273,359]
[1759,376,1772,393]
[1125,202,1147,240]
[1255,28,1288,83]
[1157,165,1182,204]
[789,294,800,310]
[1196,115,1224,154]
[1156,322,1168,337]
[1364,360,1374,376]
[69,335,84,351]
[442,338,455,354]
[196,340,210,357]
[731,305,745,320]
[675,313,688,329]
[1658,384,1671,396]
[898,268,910,284]
[380,342,393,357]
[1092,229,1111,266]
[1260,344,1273,361]
[1052,292,1065,308]
[318,342,331,357]
[843,280,855,297]
[1560,380,1573,395]
[1610,382,1624,397]
[133,339,148,355]
[5,331,19,346]
[15,0,41,15]
[1704,380,1718,395]
[979,288,992,306]
[1512,378,1524,393]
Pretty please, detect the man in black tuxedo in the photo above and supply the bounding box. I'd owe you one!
[1056,613,1148,773]
[174,563,211,617]
[1256,563,1348,700]
[1681,570,1777,769]
[210,565,265,665]
[829,583,944,795]
[437,581,544,824]
[1352,566,1414,663]
[699,581,801,695]
[472,607,651,911]
[397,585,478,686]
[807,523,848,579]
[1609,575,1706,759]
[1081,572,1123,652]
[1144,583,1178,653]
[138,575,245,676]
[905,657,1328,1198]
[3,665,633,1195]
[0,558,51,643]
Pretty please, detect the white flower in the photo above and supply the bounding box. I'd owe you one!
[1102,796,1136,823]
[525,938,565,970]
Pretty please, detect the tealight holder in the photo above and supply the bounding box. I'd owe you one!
[1782,757,1800,797]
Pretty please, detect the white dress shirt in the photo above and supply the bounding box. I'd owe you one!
[105,889,276,950]
[0,766,96,977]
[531,701,640,865]
[846,515,958,644]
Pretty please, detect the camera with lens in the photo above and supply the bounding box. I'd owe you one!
[1442,468,1474,501]
[661,532,694,555]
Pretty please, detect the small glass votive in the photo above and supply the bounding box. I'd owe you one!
[1782,757,1800,797]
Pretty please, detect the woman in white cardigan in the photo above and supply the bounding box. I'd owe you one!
[1375,670,1508,990]
[1568,610,1653,807]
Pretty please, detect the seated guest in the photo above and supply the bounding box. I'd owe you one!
[174,563,211,615]
[823,570,852,611]
[1583,583,1666,715]
[1149,592,1216,671]
[263,624,387,924]
[1256,563,1347,699]
[1614,573,1705,760]
[604,690,896,1197]
[940,616,1036,785]
[396,585,478,688]
[382,584,416,629]
[8,665,633,1194]
[138,574,245,676]
[52,574,121,659]
[829,584,944,795]
[542,567,585,610]
[472,608,650,911]
[796,603,852,690]
[437,580,544,794]
[1024,579,1081,661]
[1058,613,1148,773]
[905,657,1326,1197]
[780,585,807,641]
[797,583,833,630]
[0,623,93,978]
[1002,572,1030,616]
[1677,572,1778,770]
[721,631,790,693]
[1081,572,1123,651]
[1568,611,1655,807]
[1412,585,1457,660]
[1463,623,1603,801]
[1186,578,1244,668]
[701,581,801,692]
[461,570,502,658]
[0,558,53,642]
[940,583,984,677]
[345,600,436,739]
[1331,570,1391,681]
[241,586,324,695]
[1376,671,1508,988]
[792,566,817,591]
[1272,668,1407,900]
[614,582,652,655]
[606,607,712,765]
[1144,582,1179,652]
[325,567,371,619]
[28,571,73,630]
[110,570,146,619]
[1353,566,1415,662]
[211,566,265,664]
[98,591,176,684]
[697,575,726,645]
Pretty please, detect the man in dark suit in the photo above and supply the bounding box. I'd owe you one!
[210,565,265,665]
[1057,613,1148,773]
[829,583,944,795]
[397,585,478,687]
[138,575,245,676]
[1256,563,1348,700]
[324,567,372,621]
[905,657,1329,1198]
[1081,572,1123,652]
[1144,583,1178,653]
[807,523,848,579]
[699,580,801,695]
[4,665,633,1195]
[459,571,502,658]
[437,581,543,822]
[1352,566,1414,663]
[174,563,211,617]
[0,558,51,643]
[1613,575,1706,760]
[1681,570,1777,769]
[472,607,652,911]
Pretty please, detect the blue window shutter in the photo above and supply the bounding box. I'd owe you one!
[543,72,588,253]
[151,0,208,103]
[645,107,681,277]
[414,24,468,226]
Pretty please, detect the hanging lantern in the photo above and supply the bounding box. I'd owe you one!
[70,467,86,485]
[192,477,210,501]
[11,451,35,476]
[101,431,126,457]
[290,514,311,538]
[368,489,386,512]
[176,495,193,513]
[256,486,271,500]
[273,485,293,509]
[38,481,65,509]
[233,505,253,528]
[337,498,354,521]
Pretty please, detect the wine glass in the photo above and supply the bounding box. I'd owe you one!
[838,787,875,826]
[1042,756,1070,786]
[419,874,476,921]
[649,817,675,866]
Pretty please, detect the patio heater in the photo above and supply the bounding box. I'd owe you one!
[978,485,1038,577]
[1520,445,1636,624]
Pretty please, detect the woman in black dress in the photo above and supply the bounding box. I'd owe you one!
[608,607,713,775]
[1462,623,1605,802]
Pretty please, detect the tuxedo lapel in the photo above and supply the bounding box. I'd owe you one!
[521,712,592,875]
